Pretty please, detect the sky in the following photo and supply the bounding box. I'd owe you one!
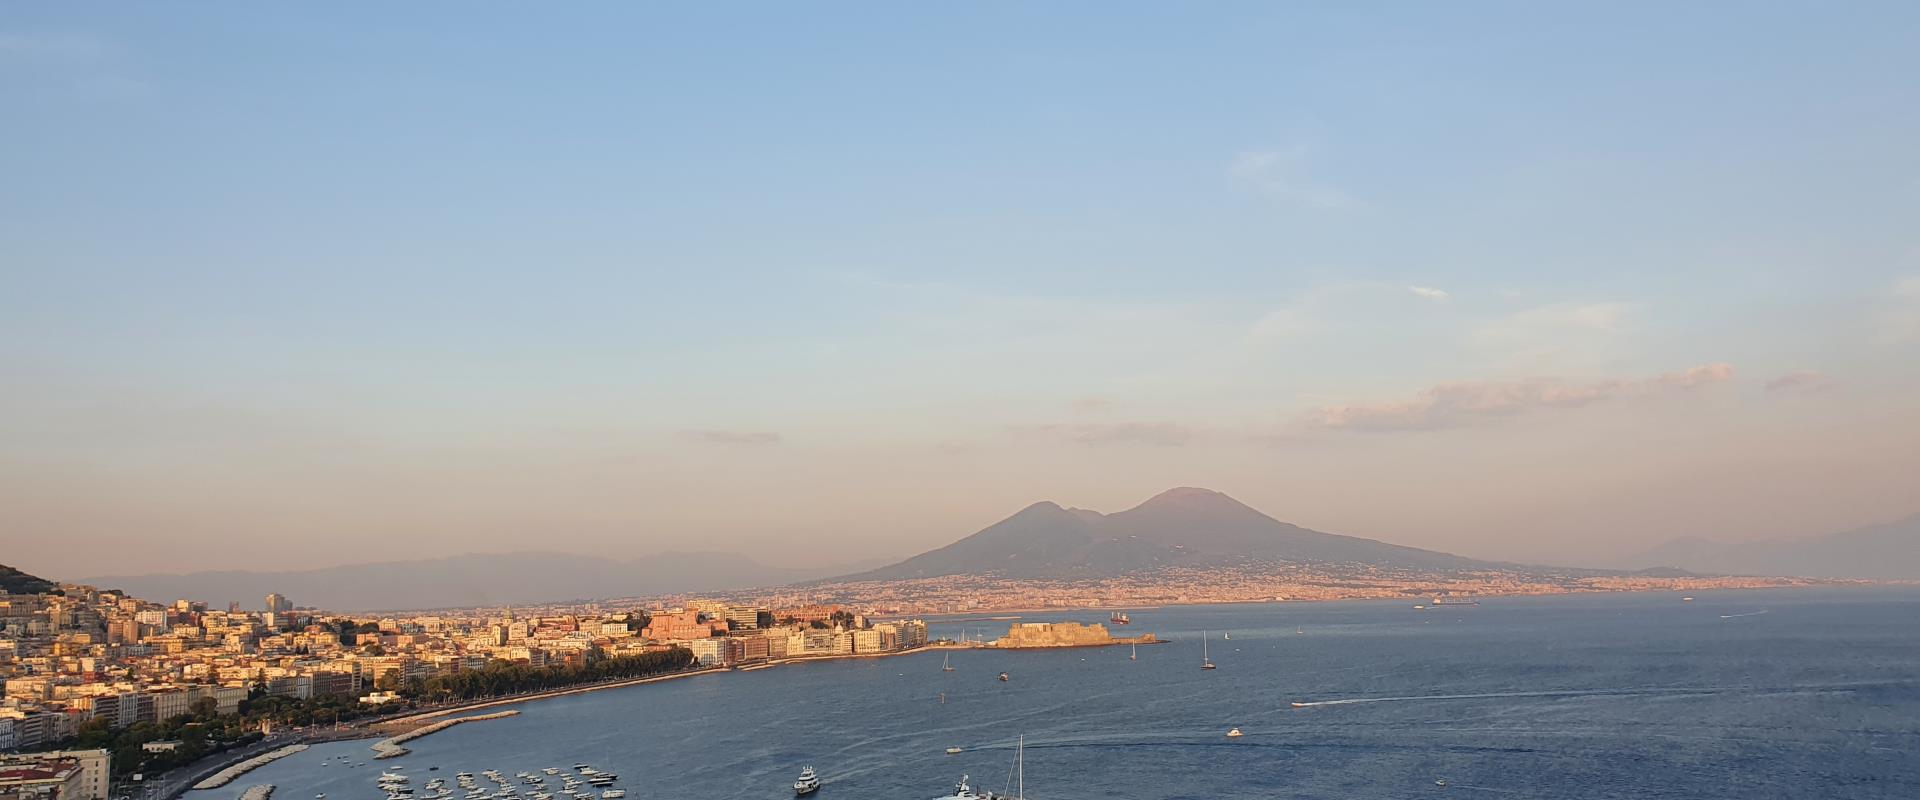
[4,3,1919,579]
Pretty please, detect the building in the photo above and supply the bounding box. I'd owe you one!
[0,751,110,800]
[264,594,292,615]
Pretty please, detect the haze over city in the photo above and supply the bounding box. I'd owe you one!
[6,4,1920,581]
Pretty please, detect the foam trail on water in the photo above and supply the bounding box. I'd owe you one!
[1720,610,1769,618]
[1288,687,1725,707]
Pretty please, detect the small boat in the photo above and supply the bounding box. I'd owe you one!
[998,671,1010,681]
[1226,728,1243,738]
[793,766,821,796]
[1435,779,1449,787]
[1222,633,1230,640]
[1413,604,1426,609]
[599,793,623,799]
[943,653,954,672]
[1290,702,1308,708]
[945,747,963,755]
[1202,630,1216,670]
[1683,597,1694,601]
[1130,642,1137,661]
[934,775,981,800]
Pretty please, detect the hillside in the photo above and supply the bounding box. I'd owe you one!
[834,487,1516,581]
[83,551,886,613]
[1631,514,1920,581]
[0,564,58,595]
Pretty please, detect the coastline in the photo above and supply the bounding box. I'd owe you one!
[192,744,308,789]
[276,585,1861,747]
[369,710,520,758]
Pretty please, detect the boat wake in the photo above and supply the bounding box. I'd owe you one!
[1286,687,1728,707]
[1719,610,1769,619]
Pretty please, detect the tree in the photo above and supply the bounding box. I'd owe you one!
[190,696,220,721]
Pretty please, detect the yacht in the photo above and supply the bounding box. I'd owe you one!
[998,672,1010,682]
[945,747,963,755]
[1226,728,1243,738]
[793,766,821,796]
[932,775,982,800]
[543,769,560,776]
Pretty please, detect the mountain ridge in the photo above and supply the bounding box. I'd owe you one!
[82,551,888,613]
[1629,513,1920,580]
[832,487,1522,582]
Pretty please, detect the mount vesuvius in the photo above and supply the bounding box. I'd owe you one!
[834,487,1519,581]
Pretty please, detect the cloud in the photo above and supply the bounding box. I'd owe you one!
[1229,147,1354,209]
[1408,285,1450,301]
[680,430,782,445]
[1008,422,1192,447]
[1306,363,1736,432]
[1764,370,1837,394]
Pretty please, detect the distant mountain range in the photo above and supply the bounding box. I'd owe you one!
[0,564,57,595]
[1629,514,1920,581]
[832,487,1523,581]
[81,552,887,613]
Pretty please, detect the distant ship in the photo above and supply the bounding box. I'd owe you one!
[998,671,1010,682]
[1432,595,1479,606]
[1109,612,1130,624]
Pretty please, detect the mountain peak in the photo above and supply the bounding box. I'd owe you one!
[1134,486,1250,512]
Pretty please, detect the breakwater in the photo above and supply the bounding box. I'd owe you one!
[239,785,274,800]
[192,745,308,789]
[369,710,520,759]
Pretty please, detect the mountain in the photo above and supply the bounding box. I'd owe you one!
[82,551,888,613]
[834,487,1513,581]
[0,564,58,595]
[1629,514,1920,581]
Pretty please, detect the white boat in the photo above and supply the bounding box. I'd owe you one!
[1130,642,1136,661]
[945,747,963,755]
[932,775,982,800]
[1201,630,1216,670]
[1226,728,1243,738]
[793,766,821,796]
[599,793,623,800]
[942,653,954,672]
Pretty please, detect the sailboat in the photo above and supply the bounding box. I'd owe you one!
[1201,630,1217,669]
[943,653,954,672]
[1129,642,1137,661]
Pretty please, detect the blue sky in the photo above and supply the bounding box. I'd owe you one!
[4,3,1918,577]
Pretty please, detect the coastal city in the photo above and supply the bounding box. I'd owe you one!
[0,557,1824,800]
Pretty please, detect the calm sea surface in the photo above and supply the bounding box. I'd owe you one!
[190,588,1920,799]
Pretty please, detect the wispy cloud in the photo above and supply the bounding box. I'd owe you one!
[1764,370,1838,394]
[680,429,782,445]
[1408,285,1450,301]
[1306,363,1735,432]
[1007,422,1192,447]
[1229,147,1353,209]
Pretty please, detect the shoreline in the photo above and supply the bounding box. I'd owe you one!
[192,745,308,789]
[277,585,1870,746]
[369,710,520,758]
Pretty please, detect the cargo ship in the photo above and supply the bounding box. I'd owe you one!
[1432,595,1480,606]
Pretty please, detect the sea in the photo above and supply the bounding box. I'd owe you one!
[190,587,1920,799]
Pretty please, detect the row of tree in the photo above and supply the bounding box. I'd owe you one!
[405,648,694,702]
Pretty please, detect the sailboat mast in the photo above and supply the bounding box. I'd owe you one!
[1016,734,1024,800]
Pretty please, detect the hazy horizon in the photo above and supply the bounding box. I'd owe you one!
[7,4,1920,579]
